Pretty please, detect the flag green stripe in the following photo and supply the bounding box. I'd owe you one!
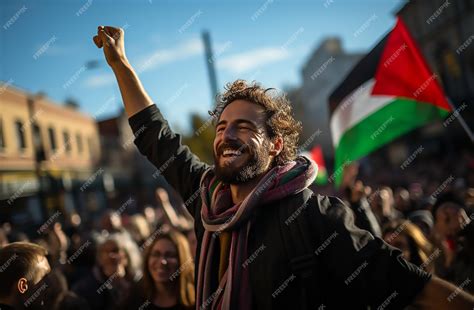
[315,168,328,185]
[334,98,449,185]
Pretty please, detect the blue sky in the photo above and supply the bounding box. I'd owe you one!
[1,0,403,133]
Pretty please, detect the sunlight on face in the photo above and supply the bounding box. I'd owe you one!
[213,100,273,184]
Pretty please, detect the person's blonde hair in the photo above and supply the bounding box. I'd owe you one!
[142,229,195,307]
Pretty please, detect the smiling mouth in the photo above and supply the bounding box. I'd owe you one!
[221,148,244,158]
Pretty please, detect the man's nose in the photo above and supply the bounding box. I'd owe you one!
[222,125,237,140]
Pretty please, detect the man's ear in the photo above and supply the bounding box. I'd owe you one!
[18,278,28,294]
[269,135,284,156]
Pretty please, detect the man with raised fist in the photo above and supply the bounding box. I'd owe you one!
[93,25,474,310]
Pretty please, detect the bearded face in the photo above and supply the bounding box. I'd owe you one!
[213,100,276,184]
[214,136,272,184]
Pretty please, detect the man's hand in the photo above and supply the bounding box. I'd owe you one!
[92,25,152,117]
[93,26,128,68]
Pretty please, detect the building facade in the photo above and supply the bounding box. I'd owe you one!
[291,37,363,156]
[0,84,101,228]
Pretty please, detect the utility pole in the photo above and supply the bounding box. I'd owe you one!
[202,31,219,104]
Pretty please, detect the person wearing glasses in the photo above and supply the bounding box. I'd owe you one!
[123,229,195,310]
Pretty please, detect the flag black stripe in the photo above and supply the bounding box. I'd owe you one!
[328,34,388,115]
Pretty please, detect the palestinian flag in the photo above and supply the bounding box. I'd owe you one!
[302,145,328,185]
[328,17,452,186]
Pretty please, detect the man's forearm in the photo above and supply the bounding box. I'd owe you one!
[111,61,153,118]
[414,276,474,309]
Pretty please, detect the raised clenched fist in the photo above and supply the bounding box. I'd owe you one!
[93,26,128,68]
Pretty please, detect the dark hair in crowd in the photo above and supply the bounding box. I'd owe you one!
[0,242,48,297]
[212,79,302,166]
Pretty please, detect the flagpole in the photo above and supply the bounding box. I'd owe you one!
[446,98,474,143]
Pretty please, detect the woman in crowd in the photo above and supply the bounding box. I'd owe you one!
[98,209,143,280]
[123,229,195,310]
[72,234,135,310]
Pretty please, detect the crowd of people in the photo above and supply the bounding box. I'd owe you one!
[1,170,473,309]
[0,189,197,310]
[340,179,474,288]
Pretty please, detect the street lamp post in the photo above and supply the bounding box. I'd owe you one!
[27,93,48,221]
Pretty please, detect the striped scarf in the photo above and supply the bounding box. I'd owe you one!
[196,156,318,310]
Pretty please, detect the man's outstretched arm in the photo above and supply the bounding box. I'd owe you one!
[413,276,474,309]
[93,26,209,217]
[313,195,474,309]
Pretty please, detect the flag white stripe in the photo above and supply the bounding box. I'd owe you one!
[330,79,395,148]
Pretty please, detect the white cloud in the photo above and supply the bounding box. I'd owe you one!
[44,44,77,56]
[135,37,203,73]
[217,47,289,74]
[83,74,115,88]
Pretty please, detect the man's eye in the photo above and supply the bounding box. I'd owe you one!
[216,127,224,132]
[238,126,250,131]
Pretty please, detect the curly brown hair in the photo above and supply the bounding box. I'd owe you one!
[211,80,302,166]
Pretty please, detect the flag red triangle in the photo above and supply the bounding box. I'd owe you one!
[371,17,451,112]
[310,145,326,169]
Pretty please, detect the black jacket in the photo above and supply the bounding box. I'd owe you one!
[129,105,431,309]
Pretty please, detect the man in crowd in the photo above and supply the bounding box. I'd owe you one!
[0,242,51,309]
[93,25,474,309]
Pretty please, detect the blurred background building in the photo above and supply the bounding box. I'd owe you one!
[0,84,186,231]
[0,85,100,231]
[97,110,174,207]
[289,38,363,156]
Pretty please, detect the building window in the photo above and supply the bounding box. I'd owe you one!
[76,133,83,153]
[33,124,46,161]
[0,118,5,149]
[63,130,71,153]
[15,120,27,150]
[48,127,56,151]
[88,137,94,158]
